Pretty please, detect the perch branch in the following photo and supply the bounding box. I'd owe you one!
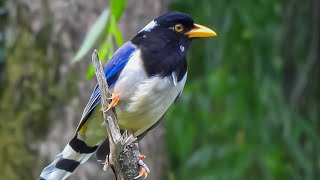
[91,50,144,180]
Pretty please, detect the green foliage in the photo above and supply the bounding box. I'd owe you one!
[72,8,110,63]
[72,0,126,79]
[167,0,319,179]
[111,0,126,21]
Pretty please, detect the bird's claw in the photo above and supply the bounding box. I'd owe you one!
[101,93,120,112]
[102,155,109,171]
[134,167,148,179]
[134,155,150,179]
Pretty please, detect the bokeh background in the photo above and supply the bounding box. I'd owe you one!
[0,0,319,180]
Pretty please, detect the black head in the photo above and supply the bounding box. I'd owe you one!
[135,12,196,44]
[131,12,216,81]
[132,12,200,50]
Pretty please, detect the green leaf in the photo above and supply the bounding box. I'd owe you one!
[72,8,110,62]
[86,64,95,80]
[98,35,113,61]
[86,36,113,79]
[109,15,124,46]
[111,0,126,21]
[112,23,124,46]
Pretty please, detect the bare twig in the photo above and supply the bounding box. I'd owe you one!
[91,50,144,180]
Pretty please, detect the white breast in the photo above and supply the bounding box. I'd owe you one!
[112,50,187,135]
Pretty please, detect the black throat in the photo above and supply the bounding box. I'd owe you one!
[131,31,190,82]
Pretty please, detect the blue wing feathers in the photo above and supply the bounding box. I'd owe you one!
[77,42,136,131]
[104,42,137,87]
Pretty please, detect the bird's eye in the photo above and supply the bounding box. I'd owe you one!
[174,24,184,32]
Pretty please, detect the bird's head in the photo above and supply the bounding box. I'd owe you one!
[132,12,216,51]
[131,12,216,79]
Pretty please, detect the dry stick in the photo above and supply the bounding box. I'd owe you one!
[92,50,143,180]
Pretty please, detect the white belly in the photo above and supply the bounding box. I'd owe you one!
[112,50,187,135]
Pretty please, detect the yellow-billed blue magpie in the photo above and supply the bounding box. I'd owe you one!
[39,12,216,180]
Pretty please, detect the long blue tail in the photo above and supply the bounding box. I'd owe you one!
[38,136,99,180]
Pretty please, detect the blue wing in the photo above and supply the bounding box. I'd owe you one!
[76,42,137,132]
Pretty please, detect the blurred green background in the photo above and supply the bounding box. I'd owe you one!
[0,0,319,179]
[167,0,320,179]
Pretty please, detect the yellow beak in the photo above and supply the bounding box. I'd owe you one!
[186,23,217,38]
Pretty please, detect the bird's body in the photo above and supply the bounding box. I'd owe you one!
[39,12,216,180]
[81,44,187,145]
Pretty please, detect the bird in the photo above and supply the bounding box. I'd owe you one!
[39,11,216,180]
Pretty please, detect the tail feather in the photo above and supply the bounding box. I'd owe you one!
[95,138,110,162]
[39,136,98,180]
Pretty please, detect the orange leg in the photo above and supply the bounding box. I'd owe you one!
[140,155,146,160]
[134,154,150,179]
[134,167,148,179]
[102,93,120,112]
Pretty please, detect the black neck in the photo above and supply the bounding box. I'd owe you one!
[131,32,189,82]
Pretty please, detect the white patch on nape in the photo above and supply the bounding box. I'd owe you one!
[172,72,178,86]
[180,45,185,53]
[139,20,158,33]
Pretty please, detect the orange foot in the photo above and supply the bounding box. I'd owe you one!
[134,155,150,179]
[103,93,120,112]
